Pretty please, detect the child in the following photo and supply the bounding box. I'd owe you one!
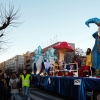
[81,57,89,77]
[81,57,86,67]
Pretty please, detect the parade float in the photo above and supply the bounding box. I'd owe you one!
[31,18,100,100]
[31,41,79,77]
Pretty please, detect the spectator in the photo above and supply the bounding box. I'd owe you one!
[20,69,32,100]
[4,72,11,100]
[0,70,5,76]
[9,73,19,100]
[0,74,7,89]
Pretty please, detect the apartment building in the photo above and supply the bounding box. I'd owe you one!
[23,51,34,69]
[0,61,5,70]
[5,55,24,72]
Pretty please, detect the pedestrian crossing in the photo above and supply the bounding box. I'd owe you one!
[18,86,67,100]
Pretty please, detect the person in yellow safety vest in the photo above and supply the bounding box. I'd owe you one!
[20,69,32,100]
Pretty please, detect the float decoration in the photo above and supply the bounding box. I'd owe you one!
[32,46,44,75]
[53,42,74,62]
[45,47,57,64]
[85,17,100,27]
[85,17,100,69]
[32,46,58,75]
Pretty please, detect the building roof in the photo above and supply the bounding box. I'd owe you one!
[42,42,59,53]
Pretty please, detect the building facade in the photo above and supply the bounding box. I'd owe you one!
[23,51,34,69]
[5,55,24,72]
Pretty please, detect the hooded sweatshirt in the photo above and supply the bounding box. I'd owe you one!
[9,78,19,93]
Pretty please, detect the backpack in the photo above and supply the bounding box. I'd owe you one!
[11,80,18,89]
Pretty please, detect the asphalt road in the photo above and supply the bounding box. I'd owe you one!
[18,85,72,100]
[18,85,93,100]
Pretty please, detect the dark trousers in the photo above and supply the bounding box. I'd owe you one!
[91,67,95,76]
[88,66,95,76]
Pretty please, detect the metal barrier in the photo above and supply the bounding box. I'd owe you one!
[49,63,78,77]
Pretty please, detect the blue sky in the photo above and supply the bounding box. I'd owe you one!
[0,0,100,62]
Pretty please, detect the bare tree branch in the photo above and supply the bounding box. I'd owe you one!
[0,3,21,35]
[0,3,21,54]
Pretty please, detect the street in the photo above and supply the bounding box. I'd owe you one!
[18,85,93,100]
[18,85,71,100]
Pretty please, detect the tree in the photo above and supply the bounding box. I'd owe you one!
[75,48,86,56]
[0,3,20,53]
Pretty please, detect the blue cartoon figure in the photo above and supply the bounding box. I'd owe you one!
[85,17,100,69]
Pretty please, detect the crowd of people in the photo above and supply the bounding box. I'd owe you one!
[0,69,32,100]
